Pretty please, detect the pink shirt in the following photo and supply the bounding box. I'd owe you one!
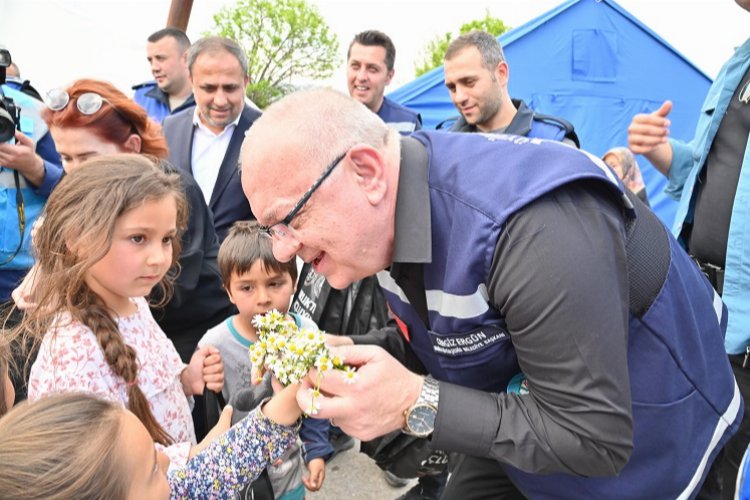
[28,297,195,466]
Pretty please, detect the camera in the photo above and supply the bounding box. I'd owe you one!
[0,48,20,143]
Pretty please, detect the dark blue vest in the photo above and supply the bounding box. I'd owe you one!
[377,96,421,135]
[380,131,741,498]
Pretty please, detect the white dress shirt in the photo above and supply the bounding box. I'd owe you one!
[190,109,242,204]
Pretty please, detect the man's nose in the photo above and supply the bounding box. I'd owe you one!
[454,85,468,103]
[272,238,301,264]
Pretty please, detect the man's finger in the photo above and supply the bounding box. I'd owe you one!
[654,100,673,118]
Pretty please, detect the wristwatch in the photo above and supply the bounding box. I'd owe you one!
[403,375,440,437]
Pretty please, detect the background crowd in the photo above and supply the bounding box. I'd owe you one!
[0,1,748,497]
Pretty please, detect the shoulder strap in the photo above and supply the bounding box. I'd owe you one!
[623,188,671,317]
[534,112,580,148]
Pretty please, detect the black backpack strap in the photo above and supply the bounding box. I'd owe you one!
[435,116,460,130]
[622,188,671,317]
[534,112,580,148]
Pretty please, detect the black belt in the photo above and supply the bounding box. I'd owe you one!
[691,256,725,296]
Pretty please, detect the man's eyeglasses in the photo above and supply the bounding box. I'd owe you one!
[45,89,111,115]
[261,150,348,243]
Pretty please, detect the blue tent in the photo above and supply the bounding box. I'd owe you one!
[388,0,712,226]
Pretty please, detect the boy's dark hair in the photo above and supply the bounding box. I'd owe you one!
[348,30,396,71]
[218,221,298,288]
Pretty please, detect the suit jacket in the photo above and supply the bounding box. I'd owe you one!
[163,105,262,241]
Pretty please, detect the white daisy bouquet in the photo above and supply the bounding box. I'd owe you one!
[250,310,357,413]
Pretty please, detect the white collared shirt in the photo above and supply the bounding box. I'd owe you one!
[190,108,242,204]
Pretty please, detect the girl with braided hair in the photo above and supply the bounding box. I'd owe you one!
[21,154,223,468]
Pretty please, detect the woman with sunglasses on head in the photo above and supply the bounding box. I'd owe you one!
[13,79,233,378]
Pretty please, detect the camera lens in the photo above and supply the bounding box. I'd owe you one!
[0,106,16,142]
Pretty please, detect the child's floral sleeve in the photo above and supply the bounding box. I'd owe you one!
[168,405,299,499]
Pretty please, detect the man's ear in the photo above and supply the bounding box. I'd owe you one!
[385,68,395,86]
[495,61,509,86]
[347,145,388,206]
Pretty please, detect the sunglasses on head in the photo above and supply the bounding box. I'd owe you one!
[45,89,112,115]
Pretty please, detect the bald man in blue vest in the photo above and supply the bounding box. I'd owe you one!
[241,88,739,499]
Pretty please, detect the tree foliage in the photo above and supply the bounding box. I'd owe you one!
[207,0,339,109]
[414,10,511,77]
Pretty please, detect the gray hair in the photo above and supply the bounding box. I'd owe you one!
[187,36,248,76]
[445,30,505,71]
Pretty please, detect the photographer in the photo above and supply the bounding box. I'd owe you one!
[0,48,62,304]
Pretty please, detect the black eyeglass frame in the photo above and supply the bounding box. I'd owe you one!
[261,150,349,239]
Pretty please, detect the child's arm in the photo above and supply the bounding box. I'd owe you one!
[168,384,303,499]
[181,345,224,395]
[299,416,334,491]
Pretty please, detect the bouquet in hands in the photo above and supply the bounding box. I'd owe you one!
[250,310,357,414]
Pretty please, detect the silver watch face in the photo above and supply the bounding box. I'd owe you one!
[406,403,437,437]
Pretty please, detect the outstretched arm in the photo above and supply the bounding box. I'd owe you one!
[169,385,302,498]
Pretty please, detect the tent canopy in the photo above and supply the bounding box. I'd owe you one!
[388,0,712,226]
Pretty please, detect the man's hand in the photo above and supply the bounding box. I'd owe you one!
[12,264,39,310]
[324,333,354,347]
[627,100,673,174]
[0,131,45,186]
[183,345,225,395]
[296,345,423,442]
[302,457,326,491]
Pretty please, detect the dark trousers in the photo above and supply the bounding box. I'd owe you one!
[443,438,730,500]
[441,454,525,500]
[718,355,750,499]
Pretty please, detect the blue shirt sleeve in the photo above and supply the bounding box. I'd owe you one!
[299,416,334,463]
[31,131,63,197]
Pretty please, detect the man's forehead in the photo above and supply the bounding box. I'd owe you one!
[348,44,387,65]
[193,51,242,73]
[149,37,177,51]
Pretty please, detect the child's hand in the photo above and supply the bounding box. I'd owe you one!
[183,346,224,396]
[202,346,224,393]
[250,362,267,386]
[189,405,233,458]
[302,457,326,491]
[261,383,303,426]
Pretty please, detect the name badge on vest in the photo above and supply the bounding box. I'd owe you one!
[428,325,508,358]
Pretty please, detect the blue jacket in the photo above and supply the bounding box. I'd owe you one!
[0,83,62,275]
[381,131,740,498]
[377,96,422,135]
[668,36,750,355]
[132,81,195,123]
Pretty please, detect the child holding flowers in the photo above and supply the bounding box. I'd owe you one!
[198,221,334,498]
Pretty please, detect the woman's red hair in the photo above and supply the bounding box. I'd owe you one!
[42,79,169,159]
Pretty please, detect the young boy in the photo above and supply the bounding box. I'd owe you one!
[198,221,334,498]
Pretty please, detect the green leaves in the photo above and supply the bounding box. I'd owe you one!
[414,10,511,77]
[207,0,340,109]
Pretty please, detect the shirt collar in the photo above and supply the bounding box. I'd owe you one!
[392,136,432,264]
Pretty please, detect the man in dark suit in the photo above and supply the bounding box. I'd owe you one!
[163,36,261,241]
